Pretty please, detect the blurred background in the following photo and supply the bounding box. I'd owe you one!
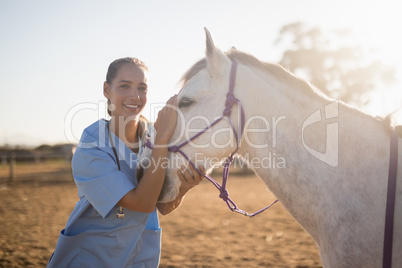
[1,0,402,178]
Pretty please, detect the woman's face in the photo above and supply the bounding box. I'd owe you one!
[104,63,148,120]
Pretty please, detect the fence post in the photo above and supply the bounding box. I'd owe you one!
[9,153,16,182]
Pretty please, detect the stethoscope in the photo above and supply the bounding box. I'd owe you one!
[107,123,125,220]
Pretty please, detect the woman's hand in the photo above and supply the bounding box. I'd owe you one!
[153,95,178,145]
[177,164,205,196]
[156,164,205,215]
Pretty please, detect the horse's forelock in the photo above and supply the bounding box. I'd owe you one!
[181,58,207,85]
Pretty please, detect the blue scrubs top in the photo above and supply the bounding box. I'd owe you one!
[48,119,161,268]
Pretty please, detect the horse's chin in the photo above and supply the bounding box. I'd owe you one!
[157,175,181,203]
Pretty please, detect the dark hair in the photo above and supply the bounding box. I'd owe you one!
[106,57,148,84]
[106,57,149,117]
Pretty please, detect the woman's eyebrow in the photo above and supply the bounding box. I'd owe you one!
[118,80,133,84]
[118,81,147,87]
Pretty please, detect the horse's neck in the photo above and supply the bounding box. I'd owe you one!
[236,73,390,243]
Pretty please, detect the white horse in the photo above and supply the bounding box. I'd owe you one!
[142,29,402,267]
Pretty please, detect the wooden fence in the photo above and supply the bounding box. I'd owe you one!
[0,151,253,183]
[0,153,73,183]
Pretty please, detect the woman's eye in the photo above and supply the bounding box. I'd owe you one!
[178,99,194,109]
[138,86,147,91]
[120,84,129,89]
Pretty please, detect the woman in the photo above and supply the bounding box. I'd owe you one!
[48,57,204,267]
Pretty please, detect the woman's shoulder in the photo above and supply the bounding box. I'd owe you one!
[77,119,108,149]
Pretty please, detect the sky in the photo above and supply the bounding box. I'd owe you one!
[1,0,402,147]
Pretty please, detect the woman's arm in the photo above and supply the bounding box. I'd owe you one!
[157,165,205,215]
[117,96,178,213]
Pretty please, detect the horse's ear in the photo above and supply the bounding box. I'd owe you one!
[205,27,216,57]
[204,27,227,76]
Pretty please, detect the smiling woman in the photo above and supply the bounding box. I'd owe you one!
[47,57,205,267]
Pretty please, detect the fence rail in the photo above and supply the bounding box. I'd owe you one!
[0,153,73,183]
[0,151,254,183]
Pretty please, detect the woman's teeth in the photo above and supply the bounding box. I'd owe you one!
[124,104,140,109]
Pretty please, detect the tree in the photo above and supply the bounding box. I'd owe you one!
[275,22,395,106]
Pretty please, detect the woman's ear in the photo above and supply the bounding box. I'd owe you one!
[103,81,110,98]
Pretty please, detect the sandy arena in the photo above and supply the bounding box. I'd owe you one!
[0,172,321,267]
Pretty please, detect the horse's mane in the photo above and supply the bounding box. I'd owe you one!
[181,50,324,99]
[181,49,393,128]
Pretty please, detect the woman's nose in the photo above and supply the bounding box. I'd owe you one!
[130,89,140,99]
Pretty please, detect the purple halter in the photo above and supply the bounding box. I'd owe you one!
[146,60,278,217]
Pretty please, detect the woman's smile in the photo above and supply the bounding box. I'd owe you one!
[124,103,141,110]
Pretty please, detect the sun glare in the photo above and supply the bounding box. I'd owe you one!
[333,1,402,123]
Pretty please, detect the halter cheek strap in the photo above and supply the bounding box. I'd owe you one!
[145,60,278,217]
[383,128,399,268]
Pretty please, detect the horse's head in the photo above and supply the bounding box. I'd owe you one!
[140,28,245,203]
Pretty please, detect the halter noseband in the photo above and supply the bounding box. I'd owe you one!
[145,60,278,217]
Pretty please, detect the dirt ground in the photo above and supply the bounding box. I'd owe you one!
[0,173,322,268]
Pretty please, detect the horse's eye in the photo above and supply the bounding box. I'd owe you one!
[178,99,194,109]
